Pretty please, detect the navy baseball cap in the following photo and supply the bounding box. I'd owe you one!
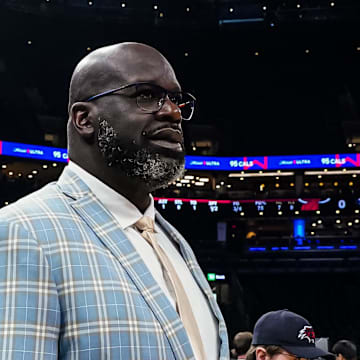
[252,310,331,359]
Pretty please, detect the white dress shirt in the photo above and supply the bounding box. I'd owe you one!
[67,161,219,360]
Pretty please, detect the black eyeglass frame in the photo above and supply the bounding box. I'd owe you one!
[82,81,196,120]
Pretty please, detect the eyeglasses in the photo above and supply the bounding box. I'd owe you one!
[83,82,196,121]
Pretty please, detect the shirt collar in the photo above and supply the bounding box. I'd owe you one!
[67,161,154,229]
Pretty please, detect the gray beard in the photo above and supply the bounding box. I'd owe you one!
[97,118,185,190]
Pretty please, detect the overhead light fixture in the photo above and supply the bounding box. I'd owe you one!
[305,170,360,175]
[228,171,294,178]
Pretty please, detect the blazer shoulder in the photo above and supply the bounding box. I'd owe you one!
[0,181,68,229]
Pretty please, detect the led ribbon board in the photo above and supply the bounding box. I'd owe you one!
[0,140,359,170]
[0,141,68,163]
[185,154,360,170]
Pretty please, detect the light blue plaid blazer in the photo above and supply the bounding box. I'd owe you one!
[0,166,229,359]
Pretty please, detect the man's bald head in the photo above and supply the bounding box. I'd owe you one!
[68,42,175,113]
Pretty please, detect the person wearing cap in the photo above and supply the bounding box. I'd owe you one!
[332,340,357,360]
[246,309,331,360]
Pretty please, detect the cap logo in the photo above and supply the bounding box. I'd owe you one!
[298,325,315,344]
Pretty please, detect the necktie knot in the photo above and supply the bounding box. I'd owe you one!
[135,216,155,234]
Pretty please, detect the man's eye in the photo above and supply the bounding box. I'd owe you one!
[170,94,182,105]
[138,90,155,100]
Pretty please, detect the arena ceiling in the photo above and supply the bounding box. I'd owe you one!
[1,0,360,156]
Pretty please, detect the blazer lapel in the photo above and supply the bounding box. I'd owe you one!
[156,211,230,359]
[57,167,195,360]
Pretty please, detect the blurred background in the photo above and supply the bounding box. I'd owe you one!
[1,0,360,353]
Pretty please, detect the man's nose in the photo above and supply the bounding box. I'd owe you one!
[156,98,182,123]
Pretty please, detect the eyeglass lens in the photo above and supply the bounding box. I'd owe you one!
[135,83,194,120]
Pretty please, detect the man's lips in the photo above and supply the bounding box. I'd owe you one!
[147,128,183,143]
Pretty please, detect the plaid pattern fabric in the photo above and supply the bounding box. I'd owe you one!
[0,167,229,360]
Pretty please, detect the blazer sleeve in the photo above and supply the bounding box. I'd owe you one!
[0,221,60,359]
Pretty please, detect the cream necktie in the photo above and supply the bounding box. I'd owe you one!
[135,216,206,360]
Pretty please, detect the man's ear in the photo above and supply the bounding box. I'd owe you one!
[70,102,96,140]
[256,347,268,360]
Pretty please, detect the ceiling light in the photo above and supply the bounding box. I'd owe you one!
[27,40,32,45]
[228,172,294,178]
[52,163,57,167]
[186,7,190,12]
[317,219,322,224]
[153,5,158,10]
[262,6,267,10]
[330,2,335,6]
[316,210,320,214]
[229,8,234,12]
[121,3,126,7]
[355,219,360,224]
[28,174,33,179]
[295,211,300,215]
[305,49,310,54]
[348,222,353,227]
[336,210,340,214]
[278,211,282,215]
[1,165,6,169]
[195,182,204,186]
[312,223,316,227]
[8,171,13,176]
[199,178,209,182]
[305,170,360,175]
[296,4,301,8]
[336,219,341,224]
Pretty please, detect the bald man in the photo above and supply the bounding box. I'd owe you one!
[0,43,229,359]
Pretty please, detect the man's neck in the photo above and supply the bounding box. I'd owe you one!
[71,159,152,213]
